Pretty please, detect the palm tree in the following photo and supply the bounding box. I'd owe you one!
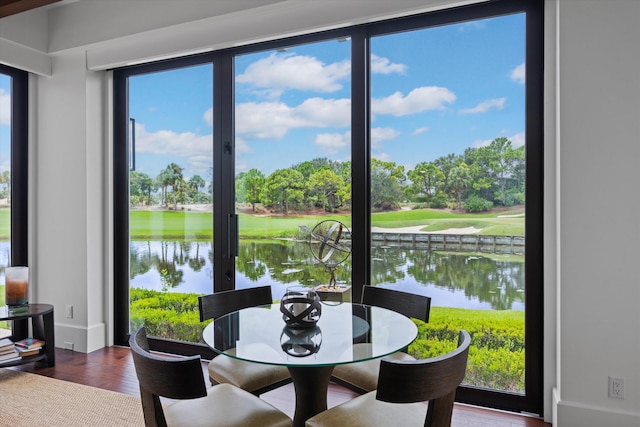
[163,163,184,210]
[188,175,205,202]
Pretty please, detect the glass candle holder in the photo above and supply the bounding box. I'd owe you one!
[5,266,29,307]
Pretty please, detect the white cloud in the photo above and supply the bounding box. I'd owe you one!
[509,131,525,147]
[295,97,350,126]
[0,89,10,126]
[457,21,486,32]
[371,54,406,74]
[235,98,350,139]
[471,138,491,148]
[314,132,350,154]
[235,137,252,154]
[235,102,299,139]
[134,123,212,174]
[372,152,391,162]
[188,155,214,176]
[472,131,525,149]
[372,86,456,117]
[204,107,213,127]
[236,161,250,173]
[236,53,350,93]
[459,98,506,115]
[371,127,400,149]
[412,127,429,136]
[511,63,525,84]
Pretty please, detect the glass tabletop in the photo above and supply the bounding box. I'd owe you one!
[202,303,418,367]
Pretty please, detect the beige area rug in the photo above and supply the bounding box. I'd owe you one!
[0,369,145,426]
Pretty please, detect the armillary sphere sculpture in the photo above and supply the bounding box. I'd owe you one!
[309,220,352,289]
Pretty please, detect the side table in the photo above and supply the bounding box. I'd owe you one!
[0,304,55,367]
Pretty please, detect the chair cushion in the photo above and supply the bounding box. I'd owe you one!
[208,348,290,392]
[332,345,416,392]
[165,383,291,427]
[305,390,427,427]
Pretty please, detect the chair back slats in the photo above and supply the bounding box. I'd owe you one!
[130,327,208,401]
[376,330,471,424]
[361,285,431,322]
[198,285,273,321]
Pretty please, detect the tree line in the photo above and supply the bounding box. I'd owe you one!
[130,137,524,214]
[0,170,10,202]
[129,163,210,209]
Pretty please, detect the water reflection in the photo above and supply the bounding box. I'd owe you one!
[127,240,524,310]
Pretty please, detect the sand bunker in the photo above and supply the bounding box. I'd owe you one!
[371,225,480,234]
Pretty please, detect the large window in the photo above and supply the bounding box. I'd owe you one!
[114,0,542,414]
[0,64,28,305]
[367,9,541,412]
[234,39,352,297]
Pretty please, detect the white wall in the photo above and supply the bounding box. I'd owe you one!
[553,0,640,425]
[4,0,640,424]
[0,8,51,75]
[33,51,106,352]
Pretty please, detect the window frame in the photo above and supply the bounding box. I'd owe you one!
[0,64,29,266]
[113,0,543,414]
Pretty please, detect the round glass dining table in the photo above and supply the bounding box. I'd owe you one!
[202,302,418,427]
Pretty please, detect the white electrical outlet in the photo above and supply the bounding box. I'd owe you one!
[65,305,73,319]
[608,376,624,399]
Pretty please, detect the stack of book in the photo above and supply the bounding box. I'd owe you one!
[0,337,20,363]
[14,338,44,358]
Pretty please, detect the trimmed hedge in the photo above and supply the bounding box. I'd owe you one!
[129,288,525,392]
[129,288,208,343]
[409,307,524,392]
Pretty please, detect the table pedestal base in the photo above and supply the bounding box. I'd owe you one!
[288,365,334,427]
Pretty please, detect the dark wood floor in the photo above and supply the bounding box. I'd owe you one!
[11,347,550,427]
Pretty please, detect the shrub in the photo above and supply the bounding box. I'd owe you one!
[129,288,525,392]
[408,307,525,392]
[464,194,493,212]
[376,201,400,211]
[130,288,206,343]
[413,195,429,204]
[429,192,450,208]
[503,190,525,206]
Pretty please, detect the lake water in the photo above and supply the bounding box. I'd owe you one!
[0,240,524,310]
[128,240,524,311]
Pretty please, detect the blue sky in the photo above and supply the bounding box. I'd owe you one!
[1,13,525,183]
[0,74,10,176]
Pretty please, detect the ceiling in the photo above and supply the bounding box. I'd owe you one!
[0,0,63,18]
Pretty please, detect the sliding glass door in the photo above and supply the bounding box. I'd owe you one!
[0,72,11,283]
[114,0,542,414]
[0,65,28,310]
[364,3,543,413]
[233,39,352,300]
[370,12,527,392]
[115,60,214,345]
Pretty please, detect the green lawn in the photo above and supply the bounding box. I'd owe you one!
[0,210,8,239]
[127,207,524,239]
[1,206,525,241]
[129,210,214,239]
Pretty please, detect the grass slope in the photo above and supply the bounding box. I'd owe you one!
[126,207,524,239]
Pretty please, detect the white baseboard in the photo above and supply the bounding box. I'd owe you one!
[54,322,106,353]
[555,396,640,427]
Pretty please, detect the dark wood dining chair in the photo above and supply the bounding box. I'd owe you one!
[330,285,431,393]
[129,327,291,427]
[307,330,471,427]
[198,286,292,395]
